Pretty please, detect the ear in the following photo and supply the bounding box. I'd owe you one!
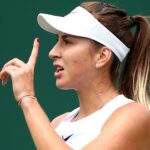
[95,47,112,68]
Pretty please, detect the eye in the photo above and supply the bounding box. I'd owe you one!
[63,39,72,45]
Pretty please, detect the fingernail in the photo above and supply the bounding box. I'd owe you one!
[37,38,40,43]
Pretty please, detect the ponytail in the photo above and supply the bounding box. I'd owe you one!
[121,16,150,109]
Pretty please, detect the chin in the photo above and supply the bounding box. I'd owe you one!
[56,80,75,90]
[56,81,70,90]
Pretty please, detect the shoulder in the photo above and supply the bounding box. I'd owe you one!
[83,102,150,149]
[110,101,150,120]
[110,102,150,125]
[51,112,69,129]
[101,102,150,148]
[103,102,150,134]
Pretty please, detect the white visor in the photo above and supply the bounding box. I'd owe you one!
[37,6,130,61]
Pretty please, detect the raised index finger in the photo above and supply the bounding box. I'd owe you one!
[28,38,40,66]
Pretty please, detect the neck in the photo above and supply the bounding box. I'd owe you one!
[75,75,119,120]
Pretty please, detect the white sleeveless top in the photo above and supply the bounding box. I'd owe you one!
[55,95,133,150]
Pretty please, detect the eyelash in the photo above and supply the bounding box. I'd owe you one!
[63,39,71,45]
[55,37,59,43]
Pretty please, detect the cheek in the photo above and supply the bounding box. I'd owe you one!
[67,56,93,78]
[71,55,86,68]
[63,45,95,81]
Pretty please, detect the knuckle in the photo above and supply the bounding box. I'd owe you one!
[13,58,19,62]
[14,70,25,78]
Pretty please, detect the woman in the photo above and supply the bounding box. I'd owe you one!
[0,1,150,150]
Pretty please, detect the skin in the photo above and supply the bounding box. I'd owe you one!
[0,35,150,150]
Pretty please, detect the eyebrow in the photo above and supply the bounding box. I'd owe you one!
[56,34,76,40]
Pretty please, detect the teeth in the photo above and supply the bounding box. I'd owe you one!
[56,67,64,72]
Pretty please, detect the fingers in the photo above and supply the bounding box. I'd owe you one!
[1,73,9,85]
[0,65,17,85]
[0,37,40,87]
[3,58,26,68]
[2,38,40,70]
[0,58,25,85]
[28,38,40,67]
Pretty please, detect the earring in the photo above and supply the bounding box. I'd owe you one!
[96,63,101,69]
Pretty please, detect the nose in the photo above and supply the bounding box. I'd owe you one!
[49,44,61,60]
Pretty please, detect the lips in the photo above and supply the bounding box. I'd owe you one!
[53,63,64,77]
[56,66,64,73]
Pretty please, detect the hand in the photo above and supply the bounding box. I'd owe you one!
[0,38,40,101]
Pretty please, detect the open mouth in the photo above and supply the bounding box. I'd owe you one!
[53,63,65,77]
[56,66,64,73]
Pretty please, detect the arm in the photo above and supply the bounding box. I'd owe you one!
[20,97,72,150]
[0,38,72,150]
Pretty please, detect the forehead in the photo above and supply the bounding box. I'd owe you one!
[57,33,101,54]
[57,32,102,50]
[57,33,98,47]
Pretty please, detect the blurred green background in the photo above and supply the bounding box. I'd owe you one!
[0,0,149,149]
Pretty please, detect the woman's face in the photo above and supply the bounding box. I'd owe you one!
[49,33,98,90]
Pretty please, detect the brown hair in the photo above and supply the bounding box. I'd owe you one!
[80,1,150,109]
